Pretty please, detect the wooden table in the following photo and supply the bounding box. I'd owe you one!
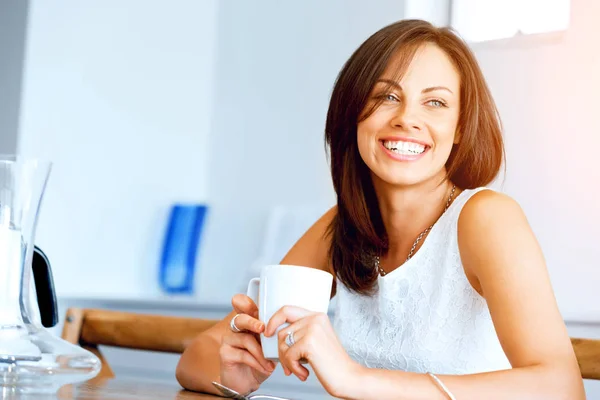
[27,377,315,400]
[54,378,223,399]
[8,377,328,399]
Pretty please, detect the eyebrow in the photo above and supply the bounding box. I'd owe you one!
[376,79,454,95]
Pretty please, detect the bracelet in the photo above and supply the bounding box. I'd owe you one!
[427,372,456,400]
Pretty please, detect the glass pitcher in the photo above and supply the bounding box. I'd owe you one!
[0,156,100,395]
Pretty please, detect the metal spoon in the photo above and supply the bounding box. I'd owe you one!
[211,382,293,400]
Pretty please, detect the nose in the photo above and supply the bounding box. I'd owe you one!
[390,104,423,132]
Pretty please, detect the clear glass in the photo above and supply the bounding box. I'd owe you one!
[0,156,100,395]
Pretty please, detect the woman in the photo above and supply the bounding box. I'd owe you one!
[176,19,585,399]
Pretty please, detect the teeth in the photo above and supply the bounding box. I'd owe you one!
[383,140,426,155]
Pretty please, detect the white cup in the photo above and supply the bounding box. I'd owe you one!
[246,264,333,361]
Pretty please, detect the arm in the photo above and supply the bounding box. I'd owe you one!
[344,190,584,400]
[175,310,236,394]
[176,206,336,393]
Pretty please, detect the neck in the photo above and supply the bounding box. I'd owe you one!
[372,173,455,259]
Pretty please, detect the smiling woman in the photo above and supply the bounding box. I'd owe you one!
[326,23,503,294]
[176,19,585,400]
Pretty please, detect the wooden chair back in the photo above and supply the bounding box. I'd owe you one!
[571,337,600,380]
[61,308,600,381]
[61,307,219,379]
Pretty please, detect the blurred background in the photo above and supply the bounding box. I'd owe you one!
[2,0,599,396]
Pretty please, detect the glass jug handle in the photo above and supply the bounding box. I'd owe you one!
[32,246,58,328]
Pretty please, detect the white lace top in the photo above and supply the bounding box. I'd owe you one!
[333,188,512,374]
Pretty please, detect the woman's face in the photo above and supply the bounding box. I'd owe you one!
[357,43,461,188]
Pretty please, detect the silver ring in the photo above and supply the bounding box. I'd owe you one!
[285,331,296,347]
[230,314,243,333]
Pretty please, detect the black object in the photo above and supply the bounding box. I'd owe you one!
[32,246,58,328]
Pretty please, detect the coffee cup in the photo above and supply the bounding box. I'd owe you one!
[246,264,333,361]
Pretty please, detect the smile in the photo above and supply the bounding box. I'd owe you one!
[378,139,430,162]
[381,140,428,155]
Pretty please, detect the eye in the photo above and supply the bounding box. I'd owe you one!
[427,99,447,108]
[384,94,400,102]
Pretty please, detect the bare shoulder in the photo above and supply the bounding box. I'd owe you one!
[457,189,535,292]
[458,189,525,230]
[279,205,337,274]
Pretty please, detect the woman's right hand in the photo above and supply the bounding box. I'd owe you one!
[219,294,276,395]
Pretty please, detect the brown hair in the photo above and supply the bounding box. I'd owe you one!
[324,19,505,295]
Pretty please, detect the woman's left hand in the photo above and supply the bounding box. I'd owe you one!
[264,306,363,397]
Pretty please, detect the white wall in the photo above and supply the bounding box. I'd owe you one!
[17,0,407,303]
[17,0,600,396]
[196,0,407,303]
[17,0,600,323]
[471,0,600,322]
[0,0,28,154]
[18,0,218,297]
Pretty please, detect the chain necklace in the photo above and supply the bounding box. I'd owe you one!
[375,184,456,276]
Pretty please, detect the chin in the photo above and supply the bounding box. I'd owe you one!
[371,170,428,188]
[370,164,449,188]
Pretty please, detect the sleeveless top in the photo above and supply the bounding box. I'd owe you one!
[332,188,512,374]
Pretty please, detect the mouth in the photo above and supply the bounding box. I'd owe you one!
[379,139,430,156]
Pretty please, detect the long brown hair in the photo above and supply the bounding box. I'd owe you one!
[324,19,504,295]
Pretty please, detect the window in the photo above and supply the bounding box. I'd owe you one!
[403,0,570,43]
[450,0,570,42]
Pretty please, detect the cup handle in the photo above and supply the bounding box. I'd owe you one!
[246,277,260,305]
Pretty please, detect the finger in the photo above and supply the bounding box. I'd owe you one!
[265,306,314,337]
[277,318,308,343]
[283,364,291,376]
[220,345,271,375]
[279,346,309,380]
[282,337,310,381]
[277,326,309,381]
[223,333,275,372]
[290,360,309,381]
[277,330,293,377]
[232,294,259,318]
[230,313,264,334]
[276,320,305,354]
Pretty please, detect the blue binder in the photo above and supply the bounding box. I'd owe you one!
[159,204,208,294]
